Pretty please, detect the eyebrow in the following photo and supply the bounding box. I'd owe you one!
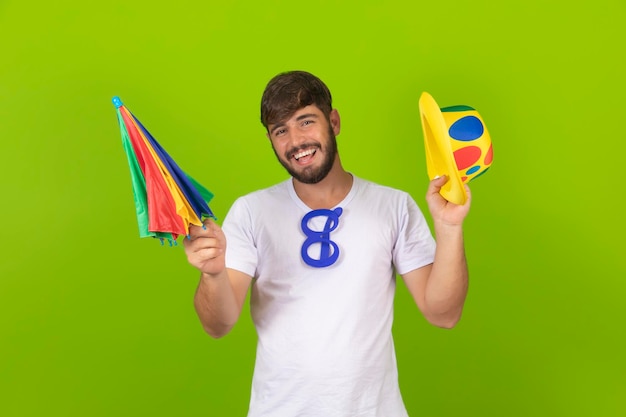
[295,113,319,121]
[270,113,319,135]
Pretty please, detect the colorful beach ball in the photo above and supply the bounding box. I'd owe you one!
[419,92,493,205]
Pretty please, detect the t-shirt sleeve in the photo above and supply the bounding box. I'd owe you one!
[221,197,258,278]
[392,193,436,275]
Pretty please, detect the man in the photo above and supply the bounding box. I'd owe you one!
[184,71,470,416]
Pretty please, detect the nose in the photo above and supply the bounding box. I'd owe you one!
[287,128,308,149]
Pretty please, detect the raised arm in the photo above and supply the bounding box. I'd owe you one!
[401,175,470,329]
[184,219,252,338]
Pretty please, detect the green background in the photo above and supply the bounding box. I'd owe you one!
[1,0,624,415]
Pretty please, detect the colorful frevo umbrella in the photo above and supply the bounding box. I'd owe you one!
[112,96,215,246]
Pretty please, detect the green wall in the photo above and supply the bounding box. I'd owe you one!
[1,0,624,415]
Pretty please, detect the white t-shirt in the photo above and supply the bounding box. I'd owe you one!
[222,175,436,417]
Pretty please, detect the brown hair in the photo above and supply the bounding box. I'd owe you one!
[260,71,333,129]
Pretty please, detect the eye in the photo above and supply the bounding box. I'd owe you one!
[302,120,313,126]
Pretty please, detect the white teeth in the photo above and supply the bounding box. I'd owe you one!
[294,149,316,160]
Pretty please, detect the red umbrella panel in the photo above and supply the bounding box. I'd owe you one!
[113,96,215,244]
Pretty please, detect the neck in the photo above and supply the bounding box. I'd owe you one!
[292,156,353,210]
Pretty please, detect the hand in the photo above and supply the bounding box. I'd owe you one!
[426,175,471,226]
[183,218,226,276]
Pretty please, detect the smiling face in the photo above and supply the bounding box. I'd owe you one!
[267,105,340,184]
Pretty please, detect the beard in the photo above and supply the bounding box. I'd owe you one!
[273,126,338,184]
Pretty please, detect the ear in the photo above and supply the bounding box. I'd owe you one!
[329,109,341,136]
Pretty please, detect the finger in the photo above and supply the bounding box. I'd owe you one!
[203,218,220,231]
[188,218,222,239]
[205,219,226,241]
[203,217,215,226]
[187,224,212,240]
[184,236,222,254]
[435,175,449,185]
[427,175,449,199]
[463,184,472,206]
[195,246,224,260]
[185,246,224,270]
